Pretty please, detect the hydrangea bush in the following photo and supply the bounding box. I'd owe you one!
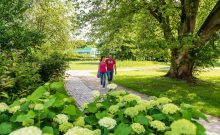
[0,83,208,135]
[0,81,82,135]
[83,90,207,135]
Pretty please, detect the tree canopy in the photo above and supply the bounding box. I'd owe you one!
[76,0,220,82]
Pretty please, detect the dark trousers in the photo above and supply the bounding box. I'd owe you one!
[100,72,106,88]
[107,70,114,81]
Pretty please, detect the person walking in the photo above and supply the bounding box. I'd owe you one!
[98,56,107,88]
[106,53,116,84]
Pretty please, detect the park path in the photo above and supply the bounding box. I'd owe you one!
[64,70,220,135]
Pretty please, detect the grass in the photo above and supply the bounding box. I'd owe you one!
[114,70,220,117]
[68,60,168,70]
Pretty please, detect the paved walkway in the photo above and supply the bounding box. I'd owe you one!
[64,70,220,135]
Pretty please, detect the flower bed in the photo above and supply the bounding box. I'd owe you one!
[82,90,208,135]
[0,83,208,135]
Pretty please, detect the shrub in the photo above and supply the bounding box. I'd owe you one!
[0,52,41,101]
[38,52,68,82]
[0,81,82,135]
[83,90,207,135]
[1,85,207,135]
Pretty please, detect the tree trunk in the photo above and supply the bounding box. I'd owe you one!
[165,49,195,82]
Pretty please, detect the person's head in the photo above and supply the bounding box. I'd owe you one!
[108,53,113,59]
[100,56,105,62]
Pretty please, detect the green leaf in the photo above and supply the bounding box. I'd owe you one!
[134,115,149,125]
[84,115,98,125]
[44,96,56,108]
[27,110,36,118]
[88,103,97,113]
[95,111,108,119]
[42,126,54,134]
[152,113,166,120]
[0,114,9,122]
[63,105,76,115]
[181,110,192,120]
[50,81,64,92]
[195,122,206,135]
[114,123,132,135]
[0,123,12,134]
[52,92,67,107]
[28,86,47,101]
[20,102,30,111]
[15,110,35,122]
[16,114,30,122]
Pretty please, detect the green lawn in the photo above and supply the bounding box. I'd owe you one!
[68,60,168,70]
[114,70,220,117]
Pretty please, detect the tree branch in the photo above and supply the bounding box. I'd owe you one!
[198,0,220,43]
[178,0,200,38]
[146,0,174,39]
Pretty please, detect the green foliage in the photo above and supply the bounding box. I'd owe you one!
[38,52,68,82]
[77,0,220,70]
[0,82,207,134]
[0,81,81,135]
[114,123,132,135]
[0,52,42,101]
[0,122,12,134]
[82,90,206,134]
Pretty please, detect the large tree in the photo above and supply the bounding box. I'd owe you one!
[76,0,220,82]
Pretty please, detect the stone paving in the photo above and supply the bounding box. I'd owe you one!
[64,70,220,135]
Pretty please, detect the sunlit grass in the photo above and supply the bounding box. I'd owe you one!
[68,60,168,70]
[114,70,220,117]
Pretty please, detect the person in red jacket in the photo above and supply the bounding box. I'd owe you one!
[98,56,107,88]
[106,53,116,84]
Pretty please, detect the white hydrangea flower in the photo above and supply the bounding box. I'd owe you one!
[123,94,141,103]
[98,117,117,129]
[91,90,100,98]
[73,116,85,127]
[135,100,149,112]
[124,107,139,118]
[93,129,101,135]
[108,90,127,97]
[29,104,35,109]
[107,83,117,90]
[64,127,94,135]
[83,103,88,109]
[8,105,20,113]
[109,105,119,114]
[131,123,145,134]
[59,122,73,133]
[146,115,153,121]
[157,97,172,104]
[9,126,42,135]
[146,100,159,109]
[34,103,44,111]
[0,102,9,112]
[162,103,179,114]
[150,120,166,131]
[53,114,69,124]
[19,98,28,103]
[170,119,197,135]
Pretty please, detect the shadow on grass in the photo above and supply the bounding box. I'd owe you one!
[115,75,220,117]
